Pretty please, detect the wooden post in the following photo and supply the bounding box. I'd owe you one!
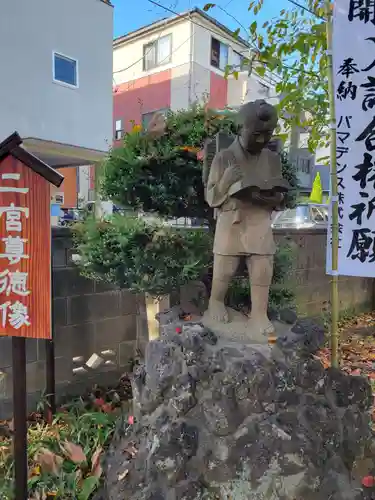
[44,257,56,419]
[44,340,56,418]
[12,337,28,500]
[145,294,170,340]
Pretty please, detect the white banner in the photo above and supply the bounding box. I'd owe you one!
[327,0,375,277]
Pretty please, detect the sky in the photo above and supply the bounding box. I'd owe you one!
[111,0,292,39]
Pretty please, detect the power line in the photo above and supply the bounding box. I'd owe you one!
[148,0,250,47]
[146,0,277,84]
[215,4,248,39]
[113,26,168,77]
[147,0,320,79]
[113,0,320,88]
[113,33,192,85]
[113,1,259,83]
[285,0,325,20]
[113,2,191,81]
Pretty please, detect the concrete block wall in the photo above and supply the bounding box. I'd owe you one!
[0,227,139,418]
[274,228,374,316]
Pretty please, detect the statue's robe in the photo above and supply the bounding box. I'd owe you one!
[206,138,289,256]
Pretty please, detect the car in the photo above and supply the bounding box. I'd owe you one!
[59,208,83,226]
[272,204,329,229]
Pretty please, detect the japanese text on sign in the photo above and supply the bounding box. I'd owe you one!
[0,173,31,329]
[327,0,375,277]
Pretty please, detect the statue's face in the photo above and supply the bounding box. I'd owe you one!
[240,120,274,154]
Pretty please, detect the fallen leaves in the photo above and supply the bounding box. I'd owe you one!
[317,314,375,380]
[124,442,138,459]
[34,448,63,475]
[60,441,86,464]
[114,442,138,483]
[316,312,375,438]
[91,446,103,479]
[0,378,133,499]
[117,468,129,481]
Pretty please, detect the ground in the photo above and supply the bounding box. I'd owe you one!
[317,312,375,431]
[0,375,132,499]
[316,312,375,492]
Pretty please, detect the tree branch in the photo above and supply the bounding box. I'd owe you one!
[286,0,325,20]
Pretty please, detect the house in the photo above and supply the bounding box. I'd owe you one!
[112,9,329,196]
[112,8,276,138]
[288,126,330,200]
[0,0,113,208]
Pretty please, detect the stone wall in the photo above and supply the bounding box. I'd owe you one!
[274,228,374,316]
[0,227,373,418]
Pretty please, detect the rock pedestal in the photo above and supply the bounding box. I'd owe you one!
[103,316,372,500]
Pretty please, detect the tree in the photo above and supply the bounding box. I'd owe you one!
[204,0,329,154]
[74,105,297,309]
[100,105,238,222]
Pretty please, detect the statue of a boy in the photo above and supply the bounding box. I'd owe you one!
[205,100,290,338]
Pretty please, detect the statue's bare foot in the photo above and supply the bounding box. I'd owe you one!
[248,316,275,337]
[207,300,229,323]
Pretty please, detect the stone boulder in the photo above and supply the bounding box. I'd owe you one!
[103,320,372,500]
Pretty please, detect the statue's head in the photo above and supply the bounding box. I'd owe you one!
[238,100,278,154]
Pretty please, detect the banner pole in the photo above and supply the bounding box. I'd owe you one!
[325,0,339,368]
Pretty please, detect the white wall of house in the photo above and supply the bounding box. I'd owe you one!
[113,18,192,84]
[189,62,211,105]
[227,72,278,108]
[191,16,249,73]
[113,12,252,111]
[171,63,193,111]
[0,0,113,152]
[78,166,91,205]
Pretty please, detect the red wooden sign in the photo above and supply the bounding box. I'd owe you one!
[0,134,63,339]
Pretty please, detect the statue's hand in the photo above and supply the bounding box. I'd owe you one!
[219,165,243,192]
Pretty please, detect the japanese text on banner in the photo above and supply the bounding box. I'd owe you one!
[327,0,375,277]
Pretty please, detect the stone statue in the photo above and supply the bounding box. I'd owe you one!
[203,99,290,342]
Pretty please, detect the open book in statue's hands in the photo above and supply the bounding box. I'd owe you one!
[227,170,289,208]
[228,177,289,198]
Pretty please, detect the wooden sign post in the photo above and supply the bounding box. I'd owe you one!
[0,132,63,500]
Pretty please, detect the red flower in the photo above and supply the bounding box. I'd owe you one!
[93,398,105,408]
[101,403,113,414]
[362,476,375,488]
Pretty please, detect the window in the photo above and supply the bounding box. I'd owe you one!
[54,193,64,205]
[143,35,172,71]
[232,51,244,70]
[297,157,312,174]
[115,119,123,140]
[311,207,328,223]
[142,108,169,129]
[53,52,78,87]
[259,82,270,97]
[211,37,229,71]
